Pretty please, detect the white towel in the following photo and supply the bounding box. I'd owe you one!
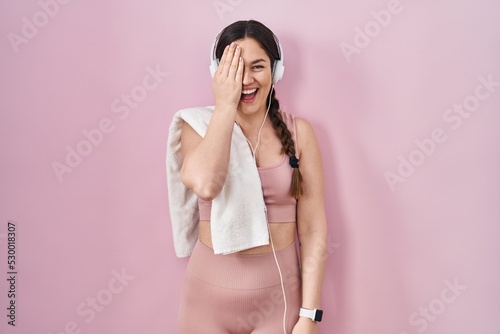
[166,106,269,257]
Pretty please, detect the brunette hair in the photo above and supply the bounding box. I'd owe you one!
[215,20,303,199]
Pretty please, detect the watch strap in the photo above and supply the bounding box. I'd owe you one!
[299,307,323,322]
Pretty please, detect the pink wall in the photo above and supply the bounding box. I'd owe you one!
[1,0,499,333]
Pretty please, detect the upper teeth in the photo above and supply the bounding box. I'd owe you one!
[242,88,257,95]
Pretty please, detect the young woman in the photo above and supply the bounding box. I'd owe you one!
[171,20,328,334]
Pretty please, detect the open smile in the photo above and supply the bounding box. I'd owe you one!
[240,88,259,103]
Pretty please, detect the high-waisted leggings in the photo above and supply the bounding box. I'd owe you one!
[178,239,302,334]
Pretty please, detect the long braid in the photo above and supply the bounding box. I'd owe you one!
[268,89,303,199]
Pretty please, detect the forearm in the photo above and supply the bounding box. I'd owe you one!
[298,225,328,309]
[181,41,244,199]
[180,106,236,199]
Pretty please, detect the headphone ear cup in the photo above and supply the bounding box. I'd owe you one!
[209,59,218,79]
[272,34,285,85]
[209,37,219,79]
[272,60,284,84]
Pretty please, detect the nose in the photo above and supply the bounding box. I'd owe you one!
[242,68,254,85]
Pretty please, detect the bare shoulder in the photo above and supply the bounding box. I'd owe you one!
[294,116,320,157]
[295,116,316,137]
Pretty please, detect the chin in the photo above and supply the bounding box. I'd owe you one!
[238,100,266,115]
[238,104,257,115]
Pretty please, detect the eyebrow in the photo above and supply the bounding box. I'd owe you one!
[251,59,267,64]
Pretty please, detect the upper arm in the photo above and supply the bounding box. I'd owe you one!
[179,121,202,187]
[295,117,327,235]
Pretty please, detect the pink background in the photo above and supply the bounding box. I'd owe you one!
[1,0,499,333]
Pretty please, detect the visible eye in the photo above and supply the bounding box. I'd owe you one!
[252,65,265,70]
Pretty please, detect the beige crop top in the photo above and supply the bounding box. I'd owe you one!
[198,111,298,223]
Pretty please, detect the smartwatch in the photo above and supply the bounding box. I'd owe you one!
[299,307,323,322]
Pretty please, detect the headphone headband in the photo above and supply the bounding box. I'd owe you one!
[209,27,285,84]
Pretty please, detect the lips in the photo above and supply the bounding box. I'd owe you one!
[241,88,259,103]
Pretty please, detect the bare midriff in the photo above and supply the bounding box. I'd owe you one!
[198,220,296,254]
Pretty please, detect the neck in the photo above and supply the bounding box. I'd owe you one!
[235,108,268,132]
[235,108,270,162]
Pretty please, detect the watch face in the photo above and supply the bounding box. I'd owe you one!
[314,309,323,322]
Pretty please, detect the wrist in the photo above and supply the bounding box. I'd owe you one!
[299,317,318,328]
[211,105,238,127]
[214,103,238,114]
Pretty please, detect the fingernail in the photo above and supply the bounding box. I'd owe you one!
[230,42,235,48]
[236,46,240,52]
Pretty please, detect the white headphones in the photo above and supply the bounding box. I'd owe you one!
[209,28,285,84]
